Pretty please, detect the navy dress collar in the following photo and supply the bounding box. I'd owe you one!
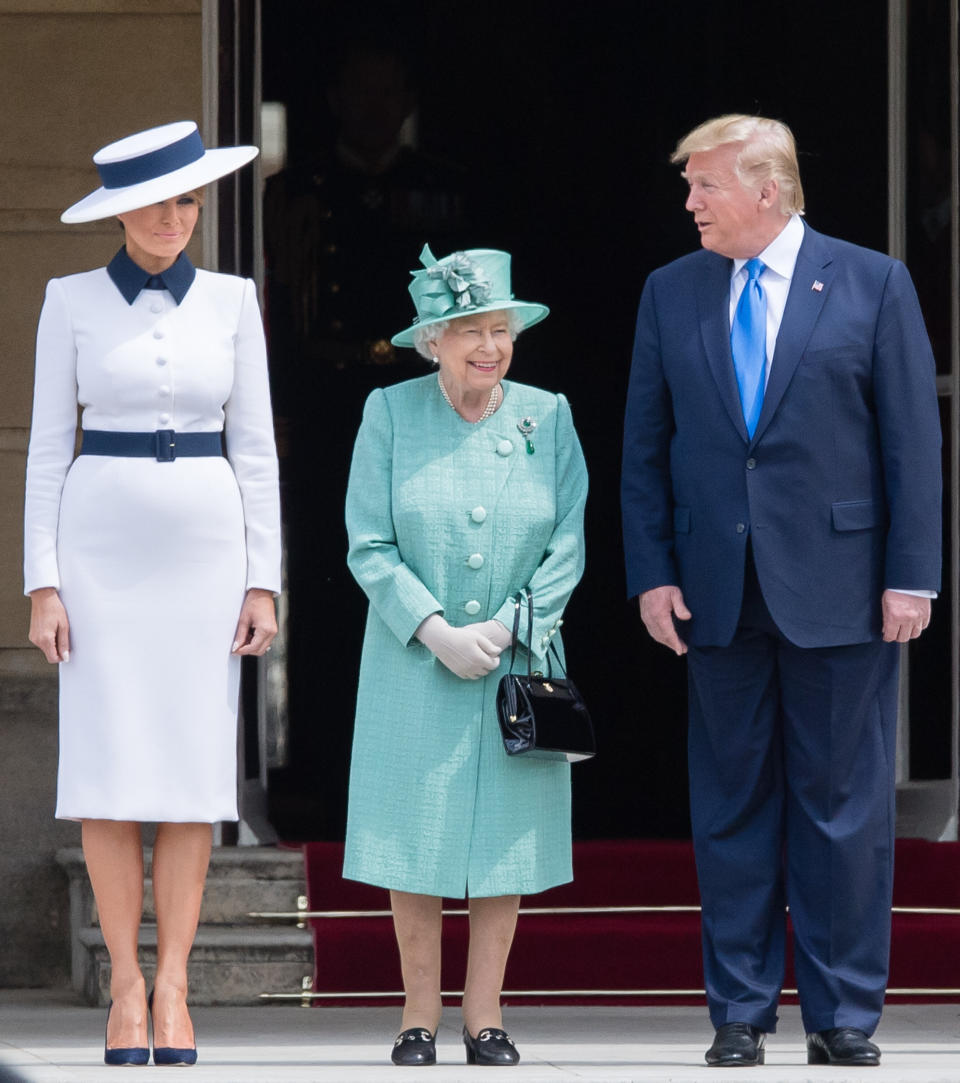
[107,247,196,305]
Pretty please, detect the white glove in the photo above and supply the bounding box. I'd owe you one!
[476,619,513,652]
[415,614,504,679]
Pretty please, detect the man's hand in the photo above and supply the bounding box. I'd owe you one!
[881,589,931,643]
[639,585,691,656]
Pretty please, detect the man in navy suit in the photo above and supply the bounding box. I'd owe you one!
[621,115,941,1068]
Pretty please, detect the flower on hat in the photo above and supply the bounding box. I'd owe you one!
[427,252,493,310]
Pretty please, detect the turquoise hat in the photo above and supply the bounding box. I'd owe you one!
[391,244,549,348]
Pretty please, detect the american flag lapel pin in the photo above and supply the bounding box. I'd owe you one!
[811,279,824,292]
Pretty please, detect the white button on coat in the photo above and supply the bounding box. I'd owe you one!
[467,553,484,569]
[496,439,513,456]
[471,506,487,523]
[464,600,481,615]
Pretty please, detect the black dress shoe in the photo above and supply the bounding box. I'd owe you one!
[391,1027,436,1066]
[462,1026,520,1065]
[705,1022,766,1067]
[807,1027,880,1066]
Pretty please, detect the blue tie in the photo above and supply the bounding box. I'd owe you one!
[730,258,767,437]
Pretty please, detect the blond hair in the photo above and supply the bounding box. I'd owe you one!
[671,114,804,215]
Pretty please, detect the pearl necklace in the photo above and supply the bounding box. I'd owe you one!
[437,372,501,422]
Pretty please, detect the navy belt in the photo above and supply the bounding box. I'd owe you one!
[79,429,223,463]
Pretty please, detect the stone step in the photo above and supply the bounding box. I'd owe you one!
[77,925,314,1007]
[56,846,306,926]
[56,846,311,1005]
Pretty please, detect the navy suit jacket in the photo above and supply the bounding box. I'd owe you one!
[622,223,942,648]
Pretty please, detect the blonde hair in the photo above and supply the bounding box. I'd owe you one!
[671,114,805,215]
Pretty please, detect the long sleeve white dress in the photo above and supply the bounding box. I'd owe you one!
[23,259,281,822]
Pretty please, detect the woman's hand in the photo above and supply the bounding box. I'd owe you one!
[476,619,513,651]
[232,588,278,656]
[415,614,504,679]
[29,587,71,663]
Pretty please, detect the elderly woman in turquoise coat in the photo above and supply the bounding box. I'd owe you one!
[344,245,587,1067]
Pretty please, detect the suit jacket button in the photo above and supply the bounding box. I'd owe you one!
[746,458,757,469]
[736,523,746,533]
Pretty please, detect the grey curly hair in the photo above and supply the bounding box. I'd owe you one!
[412,310,522,360]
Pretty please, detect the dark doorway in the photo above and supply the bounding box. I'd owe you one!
[260,0,889,842]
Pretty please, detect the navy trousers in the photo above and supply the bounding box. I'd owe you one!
[686,554,899,1035]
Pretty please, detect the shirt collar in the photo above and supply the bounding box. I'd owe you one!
[732,213,805,281]
[107,247,197,305]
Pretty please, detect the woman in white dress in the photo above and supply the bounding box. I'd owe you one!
[23,122,281,1067]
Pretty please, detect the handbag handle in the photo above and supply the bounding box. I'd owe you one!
[506,588,566,679]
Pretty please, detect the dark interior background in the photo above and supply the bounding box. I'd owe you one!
[259,0,949,841]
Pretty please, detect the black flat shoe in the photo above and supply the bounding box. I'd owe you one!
[705,1022,765,1067]
[103,1002,149,1066]
[807,1027,880,1066]
[462,1026,520,1066]
[391,1027,436,1066]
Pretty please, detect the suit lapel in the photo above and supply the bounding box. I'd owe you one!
[698,255,749,442]
[751,226,833,444]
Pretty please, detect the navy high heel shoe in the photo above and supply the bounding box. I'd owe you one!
[103,1002,149,1066]
[148,989,198,1066]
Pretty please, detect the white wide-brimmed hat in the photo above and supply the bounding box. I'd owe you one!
[61,121,258,224]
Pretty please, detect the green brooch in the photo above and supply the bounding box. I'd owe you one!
[517,416,537,455]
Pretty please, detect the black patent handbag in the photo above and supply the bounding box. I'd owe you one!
[495,588,596,762]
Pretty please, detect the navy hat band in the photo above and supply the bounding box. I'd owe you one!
[97,129,205,190]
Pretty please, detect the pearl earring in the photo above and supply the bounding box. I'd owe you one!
[431,356,439,364]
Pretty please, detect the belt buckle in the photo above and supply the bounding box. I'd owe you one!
[155,429,176,462]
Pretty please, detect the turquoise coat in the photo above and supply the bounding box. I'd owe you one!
[343,374,588,898]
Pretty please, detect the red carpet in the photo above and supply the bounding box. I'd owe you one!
[301,839,960,1006]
